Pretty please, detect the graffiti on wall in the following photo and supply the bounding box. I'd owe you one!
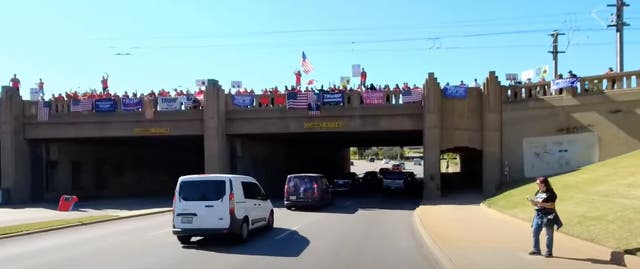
[523,132,599,178]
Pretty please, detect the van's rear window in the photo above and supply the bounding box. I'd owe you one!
[179,180,226,201]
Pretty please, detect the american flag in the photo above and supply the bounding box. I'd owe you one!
[37,101,51,121]
[402,88,423,103]
[70,99,93,112]
[301,51,314,75]
[287,92,311,109]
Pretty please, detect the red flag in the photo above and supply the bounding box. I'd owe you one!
[307,79,316,85]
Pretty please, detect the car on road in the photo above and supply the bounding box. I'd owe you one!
[391,163,403,172]
[382,171,409,191]
[284,174,333,210]
[413,158,423,165]
[383,159,390,164]
[172,174,274,244]
[361,171,383,191]
[331,172,359,192]
[368,157,376,163]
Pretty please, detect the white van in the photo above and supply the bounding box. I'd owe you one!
[172,174,274,244]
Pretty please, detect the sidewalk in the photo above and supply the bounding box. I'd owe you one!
[0,197,172,230]
[415,194,640,269]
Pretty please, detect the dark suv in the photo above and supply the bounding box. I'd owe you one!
[284,174,333,210]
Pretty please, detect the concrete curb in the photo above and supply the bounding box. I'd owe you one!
[0,209,172,240]
[479,203,640,267]
[413,209,457,269]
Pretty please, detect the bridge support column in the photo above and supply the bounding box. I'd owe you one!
[482,72,503,196]
[203,80,230,174]
[1,86,32,203]
[423,73,442,200]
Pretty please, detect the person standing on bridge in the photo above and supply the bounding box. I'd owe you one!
[101,73,109,94]
[528,176,562,258]
[36,78,45,97]
[360,67,367,87]
[9,74,21,91]
[294,70,302,89]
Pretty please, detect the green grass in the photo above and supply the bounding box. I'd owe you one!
[0,215,118,236]
[485,150,640,256]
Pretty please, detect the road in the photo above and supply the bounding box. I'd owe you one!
[351,159,424,178]
[0,196,439,269]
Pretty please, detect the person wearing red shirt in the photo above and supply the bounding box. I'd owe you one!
[104,90,112,98]
[360,68,367,87]
[101,73,109,93]
[37,78,45,96]
[9,74,21,90]
[294,70,302,88]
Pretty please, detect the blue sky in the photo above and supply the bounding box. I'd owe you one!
[2,0,638,98]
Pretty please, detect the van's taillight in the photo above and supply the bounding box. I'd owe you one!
[284,184,288,195]
[229,192,235,215]
[313,183,319,198]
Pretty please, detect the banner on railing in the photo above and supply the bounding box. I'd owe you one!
[233,95,255,107]
[362,91,385,105]
[322,92,344,105]
[402,88,423,102]
[94,98,117,112]
[442,85,468,99]
[121,98,142,111]
[551,77,580,91]
[70,99,93,112]
[158,97,181,111]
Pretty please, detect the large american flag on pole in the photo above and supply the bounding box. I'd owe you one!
[301,51,314,75]
[286,92,311,109]
[402,88,423,103]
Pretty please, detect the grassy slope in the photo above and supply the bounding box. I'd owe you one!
[0,215,117,236]
[485,150,640,254]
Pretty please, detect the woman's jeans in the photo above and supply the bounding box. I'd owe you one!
[532,214,554,253]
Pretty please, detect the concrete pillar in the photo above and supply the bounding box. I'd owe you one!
[482,71,503,196]
[1,86,32,203]
[423,73,442,199]
[203,80,230,173]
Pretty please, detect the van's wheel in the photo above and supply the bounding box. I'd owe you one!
[177,235,192,245]
[267,210,274,230]
[237,219,249,242]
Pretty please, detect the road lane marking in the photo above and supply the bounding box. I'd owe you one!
[275,225,301,240]
[147,229,172,237]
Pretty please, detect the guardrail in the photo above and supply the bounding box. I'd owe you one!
[503,70,640,102]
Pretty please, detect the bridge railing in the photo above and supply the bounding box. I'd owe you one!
[224,89,422,111]
[23,96,200,119]
[503,70,640,103]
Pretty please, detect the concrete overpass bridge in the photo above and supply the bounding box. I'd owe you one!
[1,70,639,203]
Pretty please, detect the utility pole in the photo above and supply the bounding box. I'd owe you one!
[608,0,630,72]
[548,30,565,79]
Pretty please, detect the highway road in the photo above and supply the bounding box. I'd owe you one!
[0,196,439,269]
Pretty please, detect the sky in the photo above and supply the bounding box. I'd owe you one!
[1,0,638,99]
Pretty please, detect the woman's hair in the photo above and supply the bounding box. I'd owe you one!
[536,176,554,192]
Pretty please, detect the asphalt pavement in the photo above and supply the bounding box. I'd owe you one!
[0,196,440,269]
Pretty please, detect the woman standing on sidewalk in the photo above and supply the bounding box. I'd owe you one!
[528,176,562,257]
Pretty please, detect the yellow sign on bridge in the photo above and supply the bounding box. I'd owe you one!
[133,127,171,135]
[303,121,343,129]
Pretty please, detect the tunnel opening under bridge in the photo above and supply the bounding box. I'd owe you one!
[31,136,204,201]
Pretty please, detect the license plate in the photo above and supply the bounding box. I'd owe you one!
[289,196,296,200]
[181,216,193,224]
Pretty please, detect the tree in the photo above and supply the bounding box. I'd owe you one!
[364,148,379,159]
[380,147,403,160]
